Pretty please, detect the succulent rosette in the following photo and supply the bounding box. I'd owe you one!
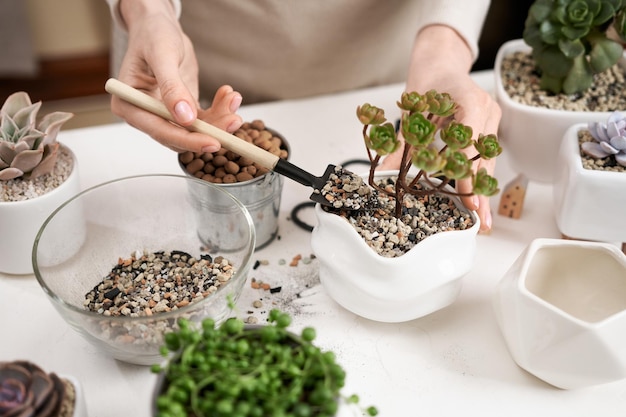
[523,0,626,94]
[441,121,473,150]
[472,168,500,196]
[401,112,436,147]
[0,92,73,181]
[423,90,457,117]
[474,134,503,159]
[366,123,400,155]
[583,111,626,166]
[0,360,67,417]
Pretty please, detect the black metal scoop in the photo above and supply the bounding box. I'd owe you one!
[105,78,378,211]
[312,165,381,211]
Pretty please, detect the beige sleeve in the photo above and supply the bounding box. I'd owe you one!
[104,0,182,31]
[414,0,491,62]
[104,0,182,76]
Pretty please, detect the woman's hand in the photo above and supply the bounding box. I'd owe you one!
[379,25,501,232]
[110,0,243,153]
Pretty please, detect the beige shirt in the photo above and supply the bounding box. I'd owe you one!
[107,0,490,104]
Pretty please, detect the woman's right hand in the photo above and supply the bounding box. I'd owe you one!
[110,0,243,153]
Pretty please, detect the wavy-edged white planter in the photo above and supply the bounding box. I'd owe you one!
[0,145,82,275]
[495,39,618,183]
[553,123,626,243]
[311,171,480,323]
[493,238,626,389]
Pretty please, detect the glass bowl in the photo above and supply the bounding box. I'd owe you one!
[33,174,256,365]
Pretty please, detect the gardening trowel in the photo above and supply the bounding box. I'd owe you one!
[104,78,377,211]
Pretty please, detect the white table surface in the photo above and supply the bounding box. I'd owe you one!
[2,71,625,416]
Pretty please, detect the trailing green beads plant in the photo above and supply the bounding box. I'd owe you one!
[357,90,502,218]
[152,310,377,417]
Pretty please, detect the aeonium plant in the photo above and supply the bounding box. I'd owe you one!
[523,0,626,94]
[357,89,502,218]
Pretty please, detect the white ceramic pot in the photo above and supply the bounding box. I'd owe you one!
[493,238,626,389]
[553,123,626,242]
[311,171,480,323]
[62,374,88,416]
[494,39,617,183]
[0,145,82,275]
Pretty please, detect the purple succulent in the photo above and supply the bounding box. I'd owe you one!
[0,360,67,417]
[583,112,626,167]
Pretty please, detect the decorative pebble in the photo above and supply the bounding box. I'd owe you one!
[579,130,626,172]
[289,254,302,267]
[83,250,235,317]
[179,120,288,184]
[1,147,74,202]
[500,51,626,111]
[318,166,378,210]
[323,176,474,258]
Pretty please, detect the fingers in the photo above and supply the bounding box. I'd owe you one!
[198,85,244,133]
[476,194,492,232]
[111,95,221,153]
[150,40,199,127]
[458,179,492,233]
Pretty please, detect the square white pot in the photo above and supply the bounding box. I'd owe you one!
[0,145,82,275]
[494,39,617,183]
[553,123,626,242]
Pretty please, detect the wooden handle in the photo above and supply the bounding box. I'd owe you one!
[104,78,279,169]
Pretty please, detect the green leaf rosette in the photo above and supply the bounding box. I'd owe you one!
[411,144,446,173]
[401,112,435,147]
[440,121,473,150]
[356,103,386,125]
[396,91,427,113]
[472,168,500,196]
[474,134,503,159]
[366,123,399,155]
[441,150,472,180]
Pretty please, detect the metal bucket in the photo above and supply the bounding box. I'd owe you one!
[209,172,283,250]
[180,133,287,250]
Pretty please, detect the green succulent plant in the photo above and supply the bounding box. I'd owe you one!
[0,92,73,181]
[356,90,502,218]
[523,0,626,94]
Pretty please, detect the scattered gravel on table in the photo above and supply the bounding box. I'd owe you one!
[83,250,235,317]
[500,50,626,112]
